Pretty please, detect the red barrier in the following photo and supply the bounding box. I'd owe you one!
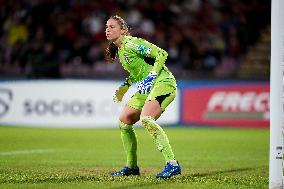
[182,84,269,128]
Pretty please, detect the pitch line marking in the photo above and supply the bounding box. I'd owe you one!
[0,149,56,156]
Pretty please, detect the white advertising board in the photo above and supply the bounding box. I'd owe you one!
[0,80,179,128]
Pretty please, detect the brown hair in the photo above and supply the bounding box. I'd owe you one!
[105,15,129,63]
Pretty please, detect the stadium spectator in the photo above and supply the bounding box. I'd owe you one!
[0,0,270,79]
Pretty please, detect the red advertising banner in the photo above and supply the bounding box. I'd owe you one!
[182,84,269,128]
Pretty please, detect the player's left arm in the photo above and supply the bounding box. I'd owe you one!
[147,44,168,75]
[127,37,168,93]
[135,38,168,74]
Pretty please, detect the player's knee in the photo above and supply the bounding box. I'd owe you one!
[118,120,132,130]
[119,114,138,125]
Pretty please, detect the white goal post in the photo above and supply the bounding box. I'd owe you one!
[269,0,284,188]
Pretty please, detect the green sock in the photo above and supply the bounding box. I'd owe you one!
[141,116,175,161]
[119,120,137,168]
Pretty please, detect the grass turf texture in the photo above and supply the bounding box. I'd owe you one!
[0,126,268,189]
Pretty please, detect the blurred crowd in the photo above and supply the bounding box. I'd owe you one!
[0,0,270,79]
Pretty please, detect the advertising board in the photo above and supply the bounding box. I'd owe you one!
[0,80,179,127]
[181,82,269,128]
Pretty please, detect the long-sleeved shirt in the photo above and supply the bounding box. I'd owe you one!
[117,35,176,87]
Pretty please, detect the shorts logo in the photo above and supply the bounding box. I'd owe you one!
[0,88,13,118]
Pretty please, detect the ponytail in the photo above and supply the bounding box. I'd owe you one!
[105,42,118,63]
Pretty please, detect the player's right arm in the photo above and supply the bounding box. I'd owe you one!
[113,75,134,103]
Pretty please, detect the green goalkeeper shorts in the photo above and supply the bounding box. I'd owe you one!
[127,79,177,112]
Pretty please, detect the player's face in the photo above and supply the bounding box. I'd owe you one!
[105,19,125,41]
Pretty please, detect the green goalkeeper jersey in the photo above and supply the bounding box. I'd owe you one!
[118,35,176,87]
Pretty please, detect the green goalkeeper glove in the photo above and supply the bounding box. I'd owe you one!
[113,81,130,103]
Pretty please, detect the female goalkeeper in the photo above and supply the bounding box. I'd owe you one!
[105,15,181,179]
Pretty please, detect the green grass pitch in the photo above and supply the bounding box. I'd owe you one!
[0,126,269,189]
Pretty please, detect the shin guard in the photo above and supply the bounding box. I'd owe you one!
[119,120,138,167]
[140,116,175,161]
